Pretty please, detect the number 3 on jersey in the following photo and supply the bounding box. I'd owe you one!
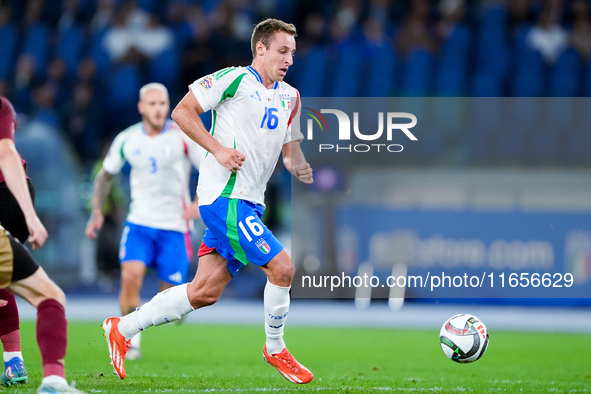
[260,107,278,130]
[239,216,264,242]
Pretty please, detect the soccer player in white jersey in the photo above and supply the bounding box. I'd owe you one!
[86,83,204,360]
[101,19,315,384]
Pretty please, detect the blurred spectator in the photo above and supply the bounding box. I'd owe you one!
[135,15,175,60]
[180,4,213,88]
[508,0,535,31]
[570,0,591,60]
[13,55,39,112]
[526,6,569,64]
[0,80,9,99]
[0,4,17,82]
[62,82,101,164]
[22,0,51,78]
[167,1,201,50]
[207,1,252,67]
[437,0,467,41]
[396,0,438,56]
[77,57,98,84]
[58,0,86,33]
[362,17,389,55]
[90,0,116,34]
[299,13,327,51]
[103,2,174,63]
[46,58,69,107]
[31,83,60,128]
[367,0,394,28]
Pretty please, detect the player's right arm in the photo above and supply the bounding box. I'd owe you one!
[85,132,127,239]
[172,91,245,173]
[85,168,115,239]
[0,138,48,249]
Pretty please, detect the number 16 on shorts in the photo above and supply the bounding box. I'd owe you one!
[239,216,263,242]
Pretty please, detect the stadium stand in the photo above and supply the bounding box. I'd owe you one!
[0,0,589,169]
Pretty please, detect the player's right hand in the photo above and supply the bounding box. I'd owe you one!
[85,209,104,239]
[26,215,48,250]
[215,147,246,173]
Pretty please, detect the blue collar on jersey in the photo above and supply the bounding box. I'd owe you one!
[142,119,171,135]
[247,66,278,90]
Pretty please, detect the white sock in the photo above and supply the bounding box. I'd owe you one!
[264,280,290,355]
[118,284,194,340]
[41,375,67,386]
[130,331,141,350]
[3,351,23,362]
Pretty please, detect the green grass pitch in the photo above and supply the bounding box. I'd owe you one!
[11,320,591,393]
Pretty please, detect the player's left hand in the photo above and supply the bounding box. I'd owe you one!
[182,202,201,220]
[296,163,314,184]
[26,215,48,250]
[0,299,7,307]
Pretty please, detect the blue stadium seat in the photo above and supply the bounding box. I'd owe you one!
[0,24,17,79]
[297,45,328,97]
[437,24,471,96]
[471,71,502,97]
[137,0,158,12]
[477,6,509,80]
[550,49,581,97]
[149,48,181,97]
[477,41,509,81]
[22,23,50,77]
[365,43,397,97]
[402,49,433,96]
[105,64,142,130]
[330,41,361,97]
[511,48,544,97]
[56,25,84,77]
[585,58,591,96]
[89,29,110,81]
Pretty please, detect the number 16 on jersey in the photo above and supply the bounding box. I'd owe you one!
[260,107,279,130]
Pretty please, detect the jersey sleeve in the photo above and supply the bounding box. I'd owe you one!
[0,97,16,141]
[101,132,127,175]
[284,89,304,144]
[189,67,247,113]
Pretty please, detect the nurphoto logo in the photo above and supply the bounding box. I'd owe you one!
[303,108,418,153]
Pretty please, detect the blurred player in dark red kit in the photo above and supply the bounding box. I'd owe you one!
[0,94,33,386]
[0,95,86,393]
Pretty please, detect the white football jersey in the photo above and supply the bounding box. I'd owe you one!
[189,66,303,207]
[102,120,205,233]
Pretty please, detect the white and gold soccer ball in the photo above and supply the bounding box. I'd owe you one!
[439,313,489,363]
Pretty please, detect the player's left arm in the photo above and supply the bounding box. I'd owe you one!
[0,138,48,249]
[282,140,313,184]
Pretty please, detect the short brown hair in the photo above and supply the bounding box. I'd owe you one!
[251,18,297,58]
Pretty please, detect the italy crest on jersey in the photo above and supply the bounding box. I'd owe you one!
[279,93,291,111]
[256,238,271,254]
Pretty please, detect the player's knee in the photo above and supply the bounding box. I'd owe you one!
[271,262,292,287]
[121,269,143,290]
[40,284,66,308]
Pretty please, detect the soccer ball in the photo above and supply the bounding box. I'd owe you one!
[439,313,489,363]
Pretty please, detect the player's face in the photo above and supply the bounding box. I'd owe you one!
[138,89,170,131]
[262,31,296,82]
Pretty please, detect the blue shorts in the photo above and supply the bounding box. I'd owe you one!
[119,221,192,285]
[198,197,283,276]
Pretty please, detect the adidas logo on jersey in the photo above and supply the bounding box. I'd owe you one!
[250,91,261,101]
[168,272,182,283]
